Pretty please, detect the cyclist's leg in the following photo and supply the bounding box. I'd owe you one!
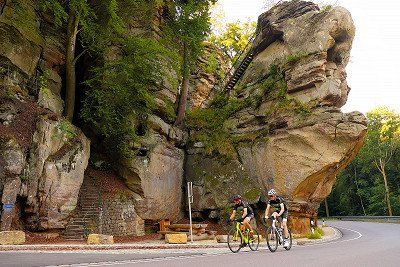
[281,211,289,238]
[243,216,253,231]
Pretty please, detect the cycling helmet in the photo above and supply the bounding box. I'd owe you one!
[267,189,276,196]
[232,194,242,201]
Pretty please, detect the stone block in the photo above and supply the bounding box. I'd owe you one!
[87,234,114,245]
[165,233,187,244]
[216,235,228,243]
[0,231,26,245]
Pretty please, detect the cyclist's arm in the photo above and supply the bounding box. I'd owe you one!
[278,203,284,216]
[265,204,271,218]
[242,208,248,219]
[230,210,236,220]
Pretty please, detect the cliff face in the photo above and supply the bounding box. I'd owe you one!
[186,1,367,233]
[0,0,366,236]
[0,0,90,231]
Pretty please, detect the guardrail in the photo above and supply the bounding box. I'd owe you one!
[326,216,400,223]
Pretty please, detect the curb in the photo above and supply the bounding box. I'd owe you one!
[296,226,342,246]
[0,227,341,252]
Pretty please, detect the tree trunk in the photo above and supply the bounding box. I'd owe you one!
[65,10,79,121]
[354,167,366,216]
[324,198,330,217]
[174,42,190,126]
[378,159,393,216]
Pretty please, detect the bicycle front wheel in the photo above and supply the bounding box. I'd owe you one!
[248,229,260,251]
[227,227,243,253]
[284,229,292,251]
[266,227,278,252]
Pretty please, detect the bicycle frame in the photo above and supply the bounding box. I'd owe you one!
[233,221,249,244]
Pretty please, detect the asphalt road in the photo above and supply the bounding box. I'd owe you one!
[0,221,399,267]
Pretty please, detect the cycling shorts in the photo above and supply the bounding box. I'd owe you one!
[244,213,254,222]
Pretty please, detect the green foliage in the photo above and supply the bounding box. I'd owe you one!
[81,37,179,156]
[315,227,324,236]
[166,0,216,61]
[321,107,400,216]
[307,232,322,239]
[57,120,77,141]
[205,52,220,75]
[320,5,333,12]
[162,97,177,122]
[261,64,311,117]
[38,0,68,27]
[186,94,247,158]
[284,52,309,65]
[209,20,256,62]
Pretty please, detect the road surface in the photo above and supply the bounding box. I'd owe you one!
[0,221,399,267]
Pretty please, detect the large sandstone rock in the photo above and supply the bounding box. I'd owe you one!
[87,234,114,245]
[186,1,366,234]
[0,138,24,231]
[119,129,184,221]
[0,231,26,245]
[25,117,90,230]
[165,233,187,244]
[186,153,261,213]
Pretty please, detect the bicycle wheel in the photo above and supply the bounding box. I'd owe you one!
[266,227,278,252]
[248,229,260,251]
[227,227,243,253]
[284,229,292,251]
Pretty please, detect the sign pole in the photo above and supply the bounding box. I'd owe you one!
[187,182,193,243]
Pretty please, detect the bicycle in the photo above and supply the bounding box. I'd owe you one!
[265,216,292,252]
[227,219,260,253]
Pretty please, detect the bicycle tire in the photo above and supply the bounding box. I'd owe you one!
[227,227,243,253]
[266,226,278,252]
[284,229,292,251]
[248,229,260,251]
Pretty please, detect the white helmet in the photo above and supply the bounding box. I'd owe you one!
[267,189,276,196]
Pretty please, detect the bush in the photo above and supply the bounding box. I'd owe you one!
[315,227,325,236]
[307,232,322,239]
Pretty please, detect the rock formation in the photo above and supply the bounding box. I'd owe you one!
[186,1,367,233]
[0,0,90,231]
[0,0,367,236]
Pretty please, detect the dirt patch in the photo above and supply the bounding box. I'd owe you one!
[114,233,160,243]
[0,94,53,150]
[25,232,84,245]
[86,167,132,197]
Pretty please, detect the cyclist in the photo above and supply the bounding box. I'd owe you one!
[228,195,255,237]
[264,189,290,248]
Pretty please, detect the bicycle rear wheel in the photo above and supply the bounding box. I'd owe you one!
[284,229,292,251]
[248,229,260,251]
[266,227,278,252]
[227,227,243,253]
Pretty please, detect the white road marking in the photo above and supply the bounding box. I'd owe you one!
[46,251,236,266]
[300,226,362,247]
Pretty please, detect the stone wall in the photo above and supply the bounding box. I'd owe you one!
[101,196,145,236]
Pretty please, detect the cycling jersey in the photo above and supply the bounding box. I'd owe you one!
[268,196,288,212]
[234,200,254,216]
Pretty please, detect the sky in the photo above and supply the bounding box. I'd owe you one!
[215,0,400,115]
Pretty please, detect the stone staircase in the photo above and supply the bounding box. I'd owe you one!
[62,177,102,240]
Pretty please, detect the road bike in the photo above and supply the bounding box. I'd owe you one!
[265,216,292,252]
[227,219,260,253]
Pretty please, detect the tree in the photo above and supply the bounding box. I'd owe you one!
[321,107,400,216]
[209,20,256,62]
[365,107,400,216]
[39,0,99,121]
[167,0,216,125]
